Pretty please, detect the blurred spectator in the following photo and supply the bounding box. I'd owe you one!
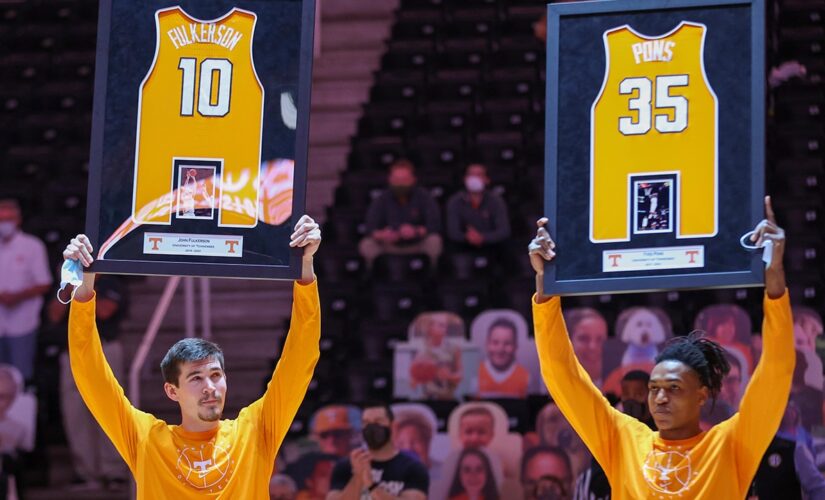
[446,164,510,250]
[720,352,744,410]
[328,402,428,499]
[44,275,129,491]
[410,313,463,400]
[522,446,573,500]
[311,405,357,458]
[270,473,298,500]
[562,308,607,386]
[532,402,590,481]
[792,307,823,352]
[0,365,26,499]
[618,370,654,429]
[359,159,442,268]
[0,199,52,381]
[458,407,495,449]
[448,448,500,500]
[288,452,338,500]
[478,318,530,399]
[750,398,825,500]
[393,411,433,468]
[696,304,754,373]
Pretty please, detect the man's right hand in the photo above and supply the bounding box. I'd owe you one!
[528,218,556,303]
[350,448,373,488]
[63,234,96,302]
[528,218,556,274]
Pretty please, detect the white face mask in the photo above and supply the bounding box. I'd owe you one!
[464,175,485,193]
[0,222,16,238]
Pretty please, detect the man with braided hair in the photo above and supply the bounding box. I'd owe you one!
[528,197,793,499]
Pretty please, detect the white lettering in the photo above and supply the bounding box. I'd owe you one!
[167,29,182,49]
[226,31,243,51]
[631,40,676,63]
[188,23,201,43]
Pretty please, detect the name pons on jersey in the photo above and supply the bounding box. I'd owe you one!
[631,40,675,64]
[167,23,243,51]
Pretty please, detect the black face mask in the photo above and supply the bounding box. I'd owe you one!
[362,423,392,450]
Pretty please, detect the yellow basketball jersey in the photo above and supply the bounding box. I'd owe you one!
[590,22,717,242]
[132,7,263,227]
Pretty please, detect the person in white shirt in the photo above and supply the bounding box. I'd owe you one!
[0,199,52,381]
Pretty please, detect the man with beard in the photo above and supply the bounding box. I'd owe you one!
[61,215,322,498]
[327,403,428,500]
[478,318,530,398]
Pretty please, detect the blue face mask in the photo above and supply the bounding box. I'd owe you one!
[56,259,84,304]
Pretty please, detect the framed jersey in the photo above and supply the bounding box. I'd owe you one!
[543,0,765,295]
[85,0,314,279]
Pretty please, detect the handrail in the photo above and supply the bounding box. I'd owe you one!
[128,276,182,408]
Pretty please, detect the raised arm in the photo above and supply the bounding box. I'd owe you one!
[732,197,795,486]
[64,235,154,473]
[529,219,632,472]
[248,216,322,457]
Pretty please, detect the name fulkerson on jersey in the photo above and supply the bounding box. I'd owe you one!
[631,40,675,64]
[166,23,243,51]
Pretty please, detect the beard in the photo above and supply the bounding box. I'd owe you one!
[198,407,223,422]
[198,399,224,422]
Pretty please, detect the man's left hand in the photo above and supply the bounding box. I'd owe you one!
[289,214,321,258]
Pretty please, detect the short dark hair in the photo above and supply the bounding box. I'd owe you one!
[465,163,487,175]
[622,370,650,384]
[160,338,225,386]
[655,332,730,405]
[389,158,415,174]
[487,318,518,345]
[363,401,394,422]
[521,445,571,483]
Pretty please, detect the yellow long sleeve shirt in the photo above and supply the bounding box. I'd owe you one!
[69,280,321,499]
[533,291,794,499]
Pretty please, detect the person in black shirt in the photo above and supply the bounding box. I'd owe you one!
[445,164,510,251]
[358,159,442,269]
[327,403,428,500]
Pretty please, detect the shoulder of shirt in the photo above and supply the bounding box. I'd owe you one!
[12,232,46,248]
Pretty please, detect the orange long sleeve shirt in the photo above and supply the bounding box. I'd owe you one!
[69,280,321,499]
[533,291,794,499]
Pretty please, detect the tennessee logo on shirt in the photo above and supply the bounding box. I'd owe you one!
[176,442,234,492]
[642,449,695,495]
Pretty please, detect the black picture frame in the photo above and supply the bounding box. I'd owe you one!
[85,0,314,280]
[543,0,765,295]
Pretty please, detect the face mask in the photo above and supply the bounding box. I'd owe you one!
[362,423,391,450]
[56,259,84,304]
[390,185,412,198]
[0,222,16,238]
[464,175,485,193]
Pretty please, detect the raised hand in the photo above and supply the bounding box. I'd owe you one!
[63,234,95,267]
[750,196,786,298]
[528,217,556,274]
[289,214,321,258]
